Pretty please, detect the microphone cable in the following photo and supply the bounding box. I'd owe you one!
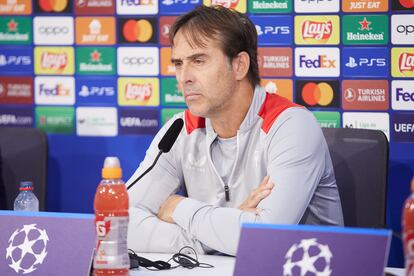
[128,246,214,271]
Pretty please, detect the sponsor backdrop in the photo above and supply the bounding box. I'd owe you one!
[0,0,413,267]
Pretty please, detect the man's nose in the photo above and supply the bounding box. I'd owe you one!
[177,63,193,84]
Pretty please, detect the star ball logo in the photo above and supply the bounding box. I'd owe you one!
[35,0,72,13]
[6,224,49,274]
[118,17,157,44]
[283,238,332,276]
[296,80,340,108]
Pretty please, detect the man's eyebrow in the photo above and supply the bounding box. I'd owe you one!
[171,53,207,63]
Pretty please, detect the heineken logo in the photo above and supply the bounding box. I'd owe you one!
[342,15,388,45]
[358,17,371,31]
[399,52,414,72]
[76,47,115,74]
[0,17,31,44]
[302,20,333,40]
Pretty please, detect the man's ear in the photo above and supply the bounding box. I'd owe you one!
[232,51,250,81]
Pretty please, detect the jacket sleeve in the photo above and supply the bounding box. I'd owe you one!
[127,115,204,253]
[171,108,327,255]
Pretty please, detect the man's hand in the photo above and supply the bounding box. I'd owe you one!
[157,194,186,223]
[238,176,275,214]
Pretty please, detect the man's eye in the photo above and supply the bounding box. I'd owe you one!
[173,62,182,68]
[194,59,204,65]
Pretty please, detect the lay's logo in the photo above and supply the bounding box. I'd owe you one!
[118,77,159,106]
[125,83,152,101]
[392,48,414,77]
[211,0,238,8]
[41,52,67,70]
[34,47,74,75]
[302,20,332,40]
[295,16,339,45]
[399,52,414,72]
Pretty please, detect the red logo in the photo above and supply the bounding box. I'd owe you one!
[41,52,68,69]
[125,83,152,101]
[38,0,68,12]
[211,0,239,8]
[399,0,414,8]
[302,20,332,40]
[7,19,18,32]
[359,17,372,31]
[90,50,101,62]
[399,52,414,72]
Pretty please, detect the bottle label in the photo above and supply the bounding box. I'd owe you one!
[93,215,130,269]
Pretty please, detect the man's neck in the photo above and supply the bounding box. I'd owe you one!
[210,83,254,139]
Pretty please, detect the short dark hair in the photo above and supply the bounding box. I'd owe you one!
[169,5,260,87]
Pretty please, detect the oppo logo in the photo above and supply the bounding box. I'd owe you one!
[122,57,154,65]
[39,26,70,35]
[397,24,414,35]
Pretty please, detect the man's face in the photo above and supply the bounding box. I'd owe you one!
[171,30,237,118]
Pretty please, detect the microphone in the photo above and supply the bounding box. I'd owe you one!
[127,118,184,190]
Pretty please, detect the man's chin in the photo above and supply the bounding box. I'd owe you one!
[187,105,208,118]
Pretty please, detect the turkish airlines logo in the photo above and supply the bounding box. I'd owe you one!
[399,52,414,72]
[302,20,332,40]
[125,83,152,101]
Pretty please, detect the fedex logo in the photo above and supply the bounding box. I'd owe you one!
[39,84,70,96]
[116,0,158,14]
[295,47,339,77]
[342,47,389,77]
[392,80,414,110]
[299,55,336,68]
[399,52,414,72]
[251,16,293,45]
[35,76,75,105]
[396,88,414,101]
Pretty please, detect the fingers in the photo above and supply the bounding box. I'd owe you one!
[238,176,275,210]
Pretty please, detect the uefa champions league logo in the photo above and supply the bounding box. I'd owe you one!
[5,224,49,274]
[283,238,332,276]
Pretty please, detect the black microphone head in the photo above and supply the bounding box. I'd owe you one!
[158,118,184,153]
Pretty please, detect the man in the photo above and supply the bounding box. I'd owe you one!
[127,5,343,256]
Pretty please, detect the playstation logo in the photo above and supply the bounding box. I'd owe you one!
[345,57,358,68]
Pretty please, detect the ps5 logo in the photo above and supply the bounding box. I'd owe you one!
[345,57,386,68]
[0,55,31,66]
[256,25,290,35]
[162,0,200,5]
[79,85,115,97]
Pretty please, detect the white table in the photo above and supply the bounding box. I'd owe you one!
[130,253,404,276]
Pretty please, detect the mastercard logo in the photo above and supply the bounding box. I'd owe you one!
[301,82,334,106]
[399,0,414,8]
[39,0,68,12]
[123,19,153,43]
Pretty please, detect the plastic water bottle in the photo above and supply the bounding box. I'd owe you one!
[403,177,414,276]
[13,181,39,212]
[93,157,130,275]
